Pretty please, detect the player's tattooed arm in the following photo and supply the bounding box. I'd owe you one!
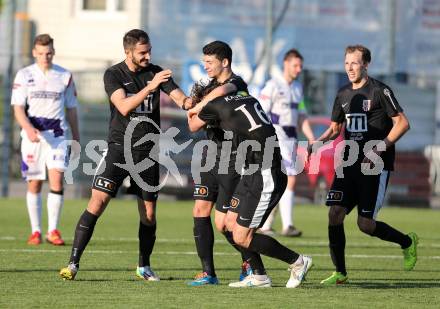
[110,69,172,116]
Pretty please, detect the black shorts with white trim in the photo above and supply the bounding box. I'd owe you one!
[325,165,391,219]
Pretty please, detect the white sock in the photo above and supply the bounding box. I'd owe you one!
[26,191,42,233]
[261,206,277,230]
[47,192,64,232]
[279,189,295,230]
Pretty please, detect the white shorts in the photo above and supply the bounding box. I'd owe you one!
[279,138,298,176]
[20,134,69,180]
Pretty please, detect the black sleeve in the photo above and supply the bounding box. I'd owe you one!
[160,77,180,95]
[377,86,403,117]
[198,101,220,126]
[331,92,345,123]
[149,64,180,95]
[103,69,122,98]
[229,75,248,92]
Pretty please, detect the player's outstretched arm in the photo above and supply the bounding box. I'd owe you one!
[189,83,238,115]
[169,88,192,110]
[13,105,40,142]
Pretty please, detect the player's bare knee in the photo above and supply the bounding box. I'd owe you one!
[225,219,234,232]
[214,220,226,233]
[193,205,211,217]
[357,217,375,235]
[213,211,226,232]
[49,184,64,192]
[141,216,156,226]
[193,200,212,217]
[87,190,110,216]
[28,180,42,193]
[232,232,247,248]
[328,206,345,225]
[224,215,236,231]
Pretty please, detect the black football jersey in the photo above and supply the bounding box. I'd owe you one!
[203,74,248,160]
[199,93,278,165]
[331,77,403,170]
[204,75,248,138]
[103,61,179,148]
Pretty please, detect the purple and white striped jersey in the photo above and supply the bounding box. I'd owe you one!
[259,76,307,140]
[11,63,78,140]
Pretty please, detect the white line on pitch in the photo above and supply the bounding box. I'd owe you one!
[2,236,440,248]
[0,248,439,260]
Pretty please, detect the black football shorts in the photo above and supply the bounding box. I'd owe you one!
[325,165,391,219]
[92,143,159,201]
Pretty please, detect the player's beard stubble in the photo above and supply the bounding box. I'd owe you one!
[131,54,149,71]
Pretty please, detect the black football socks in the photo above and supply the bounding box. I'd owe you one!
[193,217,216,277]
[372,221,412,249]
[223,231,266,275]
[328,224,347,275]
[138,222,156,267]
[248,233,299,265]
[69,210,98,266]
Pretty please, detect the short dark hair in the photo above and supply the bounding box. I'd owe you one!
[203,41,232,65]
[283,48,303,62]
[123,29,150,50]
[345,45,371,64]
[33,34,53,47]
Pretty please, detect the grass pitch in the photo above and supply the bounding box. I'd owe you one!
[1,197,439,308]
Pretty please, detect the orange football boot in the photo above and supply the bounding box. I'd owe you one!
[27,231,42,245]
[46,229,65,246]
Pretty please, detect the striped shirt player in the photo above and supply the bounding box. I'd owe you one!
[258,48,314,237]
[11,34,80,247]
[259,75,307,174]
[12,63,78,179]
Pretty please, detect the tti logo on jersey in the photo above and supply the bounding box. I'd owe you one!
[345,113,367,133]
[95,177,116,193]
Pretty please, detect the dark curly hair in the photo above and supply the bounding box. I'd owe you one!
[190,78,224,105]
